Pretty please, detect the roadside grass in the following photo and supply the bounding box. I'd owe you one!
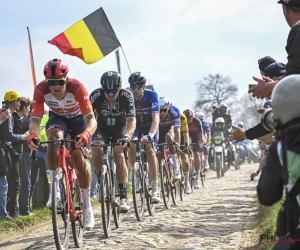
[0,207,51,232]
[255,198,284,250]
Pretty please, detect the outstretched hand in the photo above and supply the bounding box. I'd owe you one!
[249,76,275,99]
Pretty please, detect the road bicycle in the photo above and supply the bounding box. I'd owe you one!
[31,136,86,250]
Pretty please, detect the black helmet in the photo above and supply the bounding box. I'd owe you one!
[128,72,146,85]
[101,71,122,91]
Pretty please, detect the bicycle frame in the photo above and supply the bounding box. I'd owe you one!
[32,139,84,223]
[157,143,179,187]
[102,143,119,207]
[57,145,81,223]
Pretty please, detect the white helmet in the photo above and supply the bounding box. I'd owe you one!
[195,112,204,120]
[159,97,170,109]
[215,117,225,125]
[272,74,300,126]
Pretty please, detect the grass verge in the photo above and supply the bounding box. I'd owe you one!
[255,198,284,250]
[0,207,51,233]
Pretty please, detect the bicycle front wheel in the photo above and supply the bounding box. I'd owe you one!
[100,165,112,238]
[113,172,122,228]
[52,168,70,250]
[145,162,155,216]
[159,159,171,209]
[178,158,185,201]
[71,175,83,248]
[132,161,145,221]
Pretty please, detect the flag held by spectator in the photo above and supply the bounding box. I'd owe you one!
[48,7,120,64]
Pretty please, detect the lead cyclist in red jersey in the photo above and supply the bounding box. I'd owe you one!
[27,59,97,229]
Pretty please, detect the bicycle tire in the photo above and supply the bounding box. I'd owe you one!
[170,161,178,206]
[100,165,112,238]
[170,176,177,206]
[112,177,122,228]
[159,159,171,209]
[52,168,70,250]
[132,161,145,221]
[71,176,83,248]
[189,159,195,193]
[178,159,185,201]
[145,162,155,216]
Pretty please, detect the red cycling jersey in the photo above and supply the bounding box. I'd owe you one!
[31,78,93,119]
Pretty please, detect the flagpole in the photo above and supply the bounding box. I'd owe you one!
[27,27,37,88]
[115,49,121,74]
[120,46,131,74]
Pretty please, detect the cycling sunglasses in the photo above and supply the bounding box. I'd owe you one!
[104,89,118,94]
[46,77,67,87]
[130,84,143,90]
[160,108,168,113]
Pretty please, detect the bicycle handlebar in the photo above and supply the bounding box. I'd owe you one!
[130,138,155,150]
[30,136,88,161]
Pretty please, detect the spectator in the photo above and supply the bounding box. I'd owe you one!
[17,97,32,216]
[250,1,300,98]
[0,108,11,220]
[31,108,49,209]
[0,91,29,219]
[258,56,276,77]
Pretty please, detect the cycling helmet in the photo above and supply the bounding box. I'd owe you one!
[215,117,225,129]
[237,121,244,129]
[44,59,69,79]
[128,72,147,85]
[101,71,122,91]
[195,112,204,120]
[159,97,170,109]
[183,109,194,120]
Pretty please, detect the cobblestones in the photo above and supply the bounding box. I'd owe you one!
[0,164,258,250]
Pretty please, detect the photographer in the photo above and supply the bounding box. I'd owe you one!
[0,91,29,218]
[257,74,300,249]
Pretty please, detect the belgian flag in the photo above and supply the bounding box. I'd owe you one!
[48,8,120,64]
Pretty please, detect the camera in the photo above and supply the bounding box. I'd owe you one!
[261,108,274,132]
[1,100,9,110]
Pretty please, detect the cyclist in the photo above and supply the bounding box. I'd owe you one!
[27,59,97,229]
[158,97,181,180]
[183,109,204,189]
[195,112,211,170]
[89,71,136,213]
[179,112,192,194]
[127,72,160,203]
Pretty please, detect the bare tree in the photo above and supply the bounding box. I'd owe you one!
[194,74,239,116]
[235,93,265,129]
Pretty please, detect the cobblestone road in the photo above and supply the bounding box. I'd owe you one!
[0,164,259,250]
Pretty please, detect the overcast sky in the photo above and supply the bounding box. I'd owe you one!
[0,0,290,117]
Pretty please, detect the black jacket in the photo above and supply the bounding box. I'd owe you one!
[11,112,23,156]
[245,122,270,140]
[257,123,300,206]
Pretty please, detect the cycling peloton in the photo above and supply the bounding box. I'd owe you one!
[89,71,136,213]
[127,72,160,203]
[27,59,97,229]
